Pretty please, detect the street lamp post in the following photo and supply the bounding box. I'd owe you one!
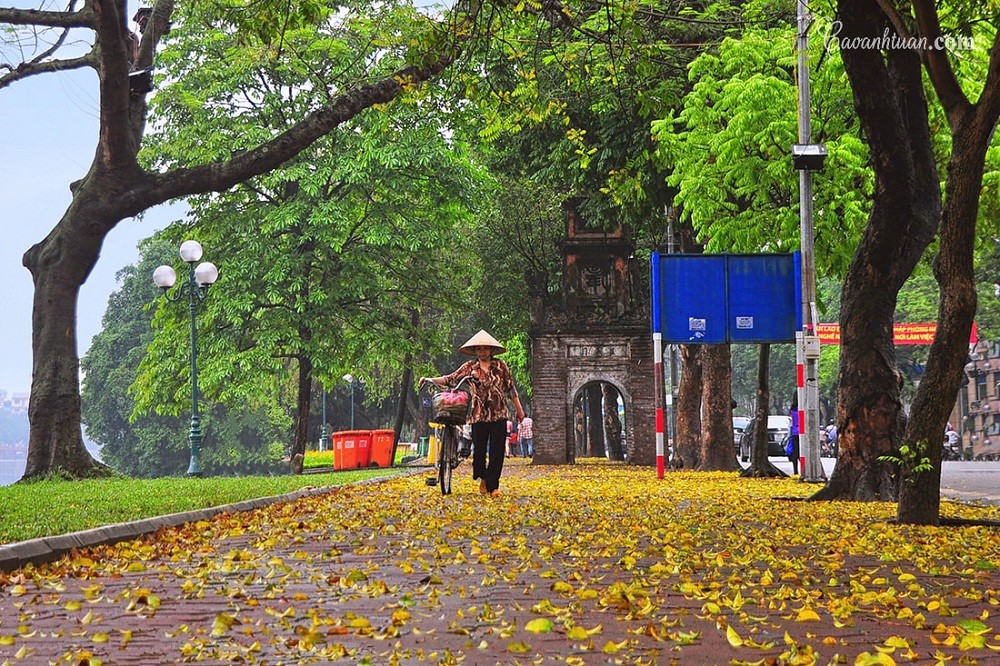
[343,374,357,430]
[153,240,219,477]
[319,388,330,451]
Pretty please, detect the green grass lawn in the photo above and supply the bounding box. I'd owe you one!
[0,468,407,545]
[302,448,417,470]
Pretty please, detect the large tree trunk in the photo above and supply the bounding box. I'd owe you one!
[742,344,785,478]
[897,16,1000,523]
[23,211,113,480]
[699,343,738,471]
[675,344,702,468]
[812,0,939,501]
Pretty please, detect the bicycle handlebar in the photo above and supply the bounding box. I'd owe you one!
[421,375,478,391]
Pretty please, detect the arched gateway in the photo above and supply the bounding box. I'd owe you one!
[528,201,655,465]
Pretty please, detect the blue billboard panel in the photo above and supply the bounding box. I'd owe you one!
[658,255,728,344]
[654,253,799,344]
[727,254,797,343]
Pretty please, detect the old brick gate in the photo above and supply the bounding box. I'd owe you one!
[528,202,654,465]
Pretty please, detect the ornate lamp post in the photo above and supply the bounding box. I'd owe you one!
[343,374,358,430]
[319,388,330,451]
[153,240,219,477]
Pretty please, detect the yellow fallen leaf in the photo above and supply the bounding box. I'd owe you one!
[507,640,531,653]
[960,634,986,650]
[796,608,821,622]
[854,651,897,665]
[726,624,743,647]
[602,639,627,654]
[525,618,554,633]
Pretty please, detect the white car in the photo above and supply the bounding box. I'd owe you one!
[732,416,750,455]
[738,415,793,460]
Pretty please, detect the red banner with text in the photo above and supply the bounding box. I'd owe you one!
[815,322,978,346]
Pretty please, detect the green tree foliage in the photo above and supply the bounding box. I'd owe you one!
[132,2,492,460]
[82,239,288,477]
[651,21,868,275]
[462,0,754,239]
[2,0,483,480]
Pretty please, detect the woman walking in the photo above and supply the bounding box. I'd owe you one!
[421,330,525,497]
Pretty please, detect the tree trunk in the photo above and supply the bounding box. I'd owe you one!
[899,107,997,524]
[602,383,625,461]
[585,384,605,457]
[290,355,313,471]
[742,344,785,478]
[675,344,702,469]
[699,343,738,471]
[391,361,415,468]
[812,0,939,501]
[22,213,112,480]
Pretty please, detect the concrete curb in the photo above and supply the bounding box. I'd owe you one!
[0,468,426,573]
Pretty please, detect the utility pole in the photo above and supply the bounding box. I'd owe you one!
[794,0,826,482]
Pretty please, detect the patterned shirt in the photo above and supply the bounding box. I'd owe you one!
[443,359,517,424]
[518,416,533,440]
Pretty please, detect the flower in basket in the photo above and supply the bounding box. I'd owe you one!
[433,390,469,420]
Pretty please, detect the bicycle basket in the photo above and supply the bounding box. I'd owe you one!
[432,389,471,425]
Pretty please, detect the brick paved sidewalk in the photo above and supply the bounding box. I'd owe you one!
[0,460,998,665]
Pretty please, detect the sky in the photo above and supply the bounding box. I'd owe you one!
[0,66,183,395]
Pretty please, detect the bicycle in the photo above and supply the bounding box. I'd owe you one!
[421,376,476,495]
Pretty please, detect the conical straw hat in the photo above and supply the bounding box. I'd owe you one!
[459,330,506,355]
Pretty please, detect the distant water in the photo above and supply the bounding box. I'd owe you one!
[0,440,101,486]
[0,457,25,487]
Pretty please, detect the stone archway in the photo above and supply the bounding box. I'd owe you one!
[531,330,654,465]
[570,379,630,461]
[527,199,653,466]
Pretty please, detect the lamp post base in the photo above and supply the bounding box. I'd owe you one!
[187,415,203,477]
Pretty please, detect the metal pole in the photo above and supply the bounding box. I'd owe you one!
[350,381,356,430]
[320,388,329,451]
[796,0,825,482]
[186,261,203,477]
[665,207,678,461]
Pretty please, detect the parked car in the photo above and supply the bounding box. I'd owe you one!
[738,415,793,460]
[732,416,750,456]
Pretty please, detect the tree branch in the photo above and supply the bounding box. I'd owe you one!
[910,0,969,126]
[0,52,93,89]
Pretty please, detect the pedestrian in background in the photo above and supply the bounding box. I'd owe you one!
[519,412,534,457]
[787,398,800,475]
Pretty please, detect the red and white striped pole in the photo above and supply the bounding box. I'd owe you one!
[654,331,665,479]
[651,252,665,479]
[796,329,806,474]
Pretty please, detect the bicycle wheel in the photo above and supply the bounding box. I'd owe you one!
[439,428,455,495]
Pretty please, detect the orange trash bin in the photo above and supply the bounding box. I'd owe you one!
[340,430,372,468]
[370,429,395,467]
[331,431,347,470]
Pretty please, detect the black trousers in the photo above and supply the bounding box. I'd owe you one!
[472,420,507,492]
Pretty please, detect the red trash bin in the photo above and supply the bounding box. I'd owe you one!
[341,430,372,468]
[331,431,347,470]
[370,429,395,468]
